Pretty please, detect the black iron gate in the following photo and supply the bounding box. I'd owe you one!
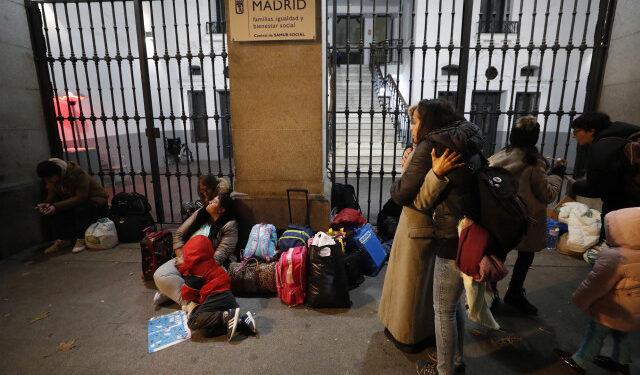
[26,0,234,224]
[327,0,615,222]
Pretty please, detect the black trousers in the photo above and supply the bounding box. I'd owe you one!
[493,251,535,294]
[50,202,108,240]
[189,290,239,337]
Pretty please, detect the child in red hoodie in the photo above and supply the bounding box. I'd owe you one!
[180,235,257,341]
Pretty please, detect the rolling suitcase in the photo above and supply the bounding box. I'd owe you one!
[140,227,173,281]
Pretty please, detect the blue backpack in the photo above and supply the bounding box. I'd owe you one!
[241,223,278,263]
[278,225,314,252]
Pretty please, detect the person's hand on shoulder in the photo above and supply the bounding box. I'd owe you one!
[431,148,464,178]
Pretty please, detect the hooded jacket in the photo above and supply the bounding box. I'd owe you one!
[572,207,640,332]
[44,158,108,211]
[574,121,640,214]
[426,121,484,258]
[489,148,562,252]
[178,235,232,304]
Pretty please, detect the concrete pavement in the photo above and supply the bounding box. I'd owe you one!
[1,243,638,374]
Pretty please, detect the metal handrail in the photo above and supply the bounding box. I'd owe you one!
[369,59,410,145]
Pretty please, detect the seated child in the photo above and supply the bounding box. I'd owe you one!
[554,207,640,375]
[179,235,257,340]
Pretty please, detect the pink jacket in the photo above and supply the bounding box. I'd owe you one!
[572,207,640,332]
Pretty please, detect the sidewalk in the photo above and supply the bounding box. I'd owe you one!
[1,244,637,374]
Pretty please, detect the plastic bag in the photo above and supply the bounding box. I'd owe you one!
[85,218,119,249]
[306,233,351,308]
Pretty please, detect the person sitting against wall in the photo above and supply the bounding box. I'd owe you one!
[36,158,108,254]
[153,193,238,307]
[198,174,231,203]
[178,235,256,340]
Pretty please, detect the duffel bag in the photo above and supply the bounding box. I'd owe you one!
[228,258,277,294]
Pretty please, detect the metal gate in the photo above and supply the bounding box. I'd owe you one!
[327,0,615,222]
[26,0,233,224]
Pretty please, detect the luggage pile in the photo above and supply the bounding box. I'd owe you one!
[228,188,389,309]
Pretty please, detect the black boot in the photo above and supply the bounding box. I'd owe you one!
[504,288,538,315]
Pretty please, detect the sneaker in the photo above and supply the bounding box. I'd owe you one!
[153,292,172,306]
[72,239,86,253]
[44,239,73,254]
[239,311,257,335]
[553,348,585,374]
[593,355,630,375]
[425,347,466,373]
[504,288,538,315]
[416,360,437,375]
[223,307,240,342]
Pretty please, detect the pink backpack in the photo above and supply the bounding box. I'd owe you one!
[276,246,307,306]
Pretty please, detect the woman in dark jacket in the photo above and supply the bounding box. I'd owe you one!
[153,193,238,307]
[415,114,484,375]
[379,99,465,353]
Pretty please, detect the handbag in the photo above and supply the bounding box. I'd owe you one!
[228,258,276,294]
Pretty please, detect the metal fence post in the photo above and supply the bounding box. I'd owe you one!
[455,0,474,115]
[133,0,165,223]
[574,0,618,177]
[25,0,63,159]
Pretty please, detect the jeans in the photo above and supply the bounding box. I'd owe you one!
[189,290,239,337]
[433,256,465,375]
[49,202,107,240]
[153,259,186,306]
[572,320,631,369]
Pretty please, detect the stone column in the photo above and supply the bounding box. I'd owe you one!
[226,0,328,230]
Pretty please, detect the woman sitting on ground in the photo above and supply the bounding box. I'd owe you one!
[153,193,239,307]
[198,174,231,203]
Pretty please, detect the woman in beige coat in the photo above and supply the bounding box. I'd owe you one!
[554,207,640,375]
[378,100,464,353]
[488,116,563,315]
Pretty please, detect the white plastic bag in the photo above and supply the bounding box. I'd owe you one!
[85,218,119,249]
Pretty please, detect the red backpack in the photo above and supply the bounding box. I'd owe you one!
[276,246,308,306]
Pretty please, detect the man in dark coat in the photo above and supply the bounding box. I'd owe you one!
[570,112,640,235]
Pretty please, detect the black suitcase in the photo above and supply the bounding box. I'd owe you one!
[343,249,365,290]
[111,213,155,243]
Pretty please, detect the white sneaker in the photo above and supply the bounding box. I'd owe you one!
[72,239,86,253]
[153,292,172,306]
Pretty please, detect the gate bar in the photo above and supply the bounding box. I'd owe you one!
[133,0,165,223]
[455,0,473,114]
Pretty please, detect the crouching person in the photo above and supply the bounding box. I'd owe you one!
[180,235,256,341]
[554,207,640,375]
[36,158,108,254]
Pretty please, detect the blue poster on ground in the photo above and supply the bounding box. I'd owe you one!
[147,310,191,353]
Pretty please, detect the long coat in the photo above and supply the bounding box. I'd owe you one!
[573,207,640,332]
[489,148,562,252]
[378,139,449,344]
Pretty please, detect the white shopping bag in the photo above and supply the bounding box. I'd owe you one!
[85,218,119,249]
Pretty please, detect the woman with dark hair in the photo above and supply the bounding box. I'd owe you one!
[488,115,564,314]
[198,174,231,203]
[379,99,466,353]
[153,193,239,307]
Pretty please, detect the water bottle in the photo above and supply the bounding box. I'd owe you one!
[546,226,560,251]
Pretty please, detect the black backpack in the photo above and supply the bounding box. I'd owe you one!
[108,192,155,243]
[330,183,360,215]
[474,161,530,258]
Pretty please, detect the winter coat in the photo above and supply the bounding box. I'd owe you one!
[425,121,484,259]
[179,235,231,304]
[44,159,108,212]
[378,142,450,344]
[489,148,562,252]
[572,207,640,332]
[174,208,239,267]
[573,121,640,215]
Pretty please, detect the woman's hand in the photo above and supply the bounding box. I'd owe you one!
[401,147,413,167]
[431,148,465,177]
